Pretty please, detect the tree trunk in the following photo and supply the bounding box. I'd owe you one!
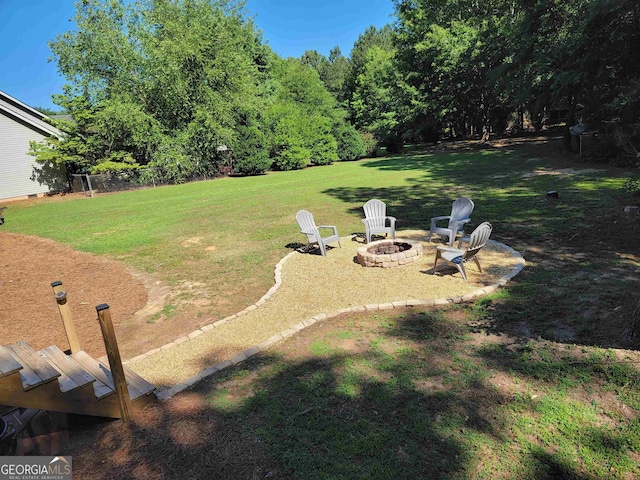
[563,99,576,153]
[481,125,491,143]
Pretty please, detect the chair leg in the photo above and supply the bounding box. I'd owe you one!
[318,241,327,256]
[433,250,441,271]
[472,256,482,273]
[456,262,468,280]
[337,238,342,249]
[447,232,455,247]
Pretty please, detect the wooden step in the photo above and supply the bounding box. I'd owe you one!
[0,345,22,378]
[7,342,60,390]
[37,345,96,394]
[1,341,155,419]
[71,351,116,400]
[120,363,156,400]
[97,356,155,401]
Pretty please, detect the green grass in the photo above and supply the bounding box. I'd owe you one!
[194,308,640,479]
[4,143,637,329]
[5,138,640,478]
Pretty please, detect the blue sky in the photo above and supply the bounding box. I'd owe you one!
[0,0,395,111]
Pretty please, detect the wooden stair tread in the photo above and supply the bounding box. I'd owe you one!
[0,345,23,377]
[98,356,155,400]
[7,342,60,390]
[71,351,116,400]
[121,364,156,399]
[37,345,97,394]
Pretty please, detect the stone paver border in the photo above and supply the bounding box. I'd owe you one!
[132,238,525,401]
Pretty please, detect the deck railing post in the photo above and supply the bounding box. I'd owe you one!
[96,304,132,422]
[51,281,82,354]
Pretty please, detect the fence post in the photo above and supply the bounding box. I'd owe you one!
[51,281,82,354]
[85,173,94,198]
[96,304,132,422]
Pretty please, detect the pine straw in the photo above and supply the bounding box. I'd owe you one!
[130,230,522,389]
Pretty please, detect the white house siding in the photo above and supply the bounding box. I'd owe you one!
[0,110,59,201]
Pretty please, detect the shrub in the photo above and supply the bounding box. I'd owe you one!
[623,178,640,197]
[272,145,310,170]
[233,126,271,175]
[359,131,379,158]
[147,139,192,183]
[310,133,339,165]
[270,113,311,171]
[335,123,366,161]
[383,133,404,153]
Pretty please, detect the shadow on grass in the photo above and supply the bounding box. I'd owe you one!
[66,307,640,479]
[67,354,471,479]
[52,139,640,478]
[324,144,640,351]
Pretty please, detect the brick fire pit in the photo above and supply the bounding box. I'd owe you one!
[357,238,423,268]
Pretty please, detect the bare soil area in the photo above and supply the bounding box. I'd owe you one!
[0,233,242,360]
[0,232,151,358]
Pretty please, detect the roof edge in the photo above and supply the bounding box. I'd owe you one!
[0,90,63,138]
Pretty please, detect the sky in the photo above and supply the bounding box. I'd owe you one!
[0,0,395,111]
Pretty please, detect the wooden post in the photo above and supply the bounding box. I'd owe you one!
[51,281,82,354]
[96,304,132,422]
[85,173,94,198]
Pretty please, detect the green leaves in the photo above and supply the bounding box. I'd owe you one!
[39,0,267,181]
[34,0,357,181]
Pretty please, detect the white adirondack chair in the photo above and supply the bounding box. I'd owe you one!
[362,199,396,243]
[428,197,474,246]
[433,221,492,280]
[295,210,342,256]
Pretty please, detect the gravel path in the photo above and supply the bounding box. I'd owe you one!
[128,230,525,396]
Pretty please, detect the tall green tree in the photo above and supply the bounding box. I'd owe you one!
[301,47,350,103]
[351,46,396,134]
[344,25,395,121]
[266,58,341,169]
[39,0,267,180]
[393,0,518,141]
[493,0,640,155]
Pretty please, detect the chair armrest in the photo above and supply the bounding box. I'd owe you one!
[317,225,339,235]
[435,246,463,254]
[456,236,471,248]
[386,216,396,227]
[450,218,471,232]
[430,215,451,228]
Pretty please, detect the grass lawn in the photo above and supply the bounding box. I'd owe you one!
[66,306,640,479]
[2,135,640,478]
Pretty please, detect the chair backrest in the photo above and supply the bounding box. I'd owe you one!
[363,199,387,228]
[296,210,318,241]
[463,222,492,261]
[296,209,316,230]
[448,197,475,230]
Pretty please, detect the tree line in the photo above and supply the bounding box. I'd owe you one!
[32,0,640,183]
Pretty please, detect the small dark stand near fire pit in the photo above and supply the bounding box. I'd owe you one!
[357,239,423,268]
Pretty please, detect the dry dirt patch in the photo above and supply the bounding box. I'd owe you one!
[0,232,149,358]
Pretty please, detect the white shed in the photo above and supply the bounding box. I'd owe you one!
[0,90,64,202]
